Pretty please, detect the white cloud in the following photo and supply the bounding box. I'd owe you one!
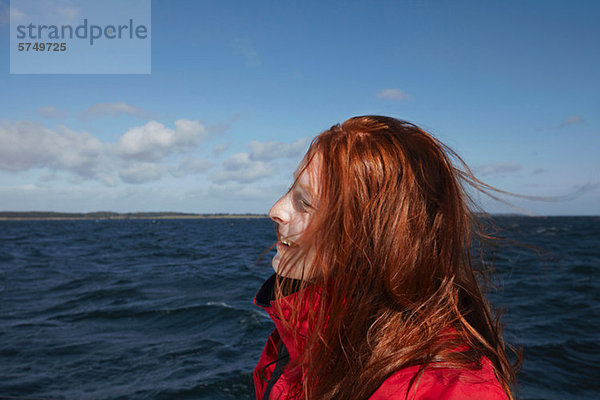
[0,117,302,198]
[222,153,252,170]
[36,106,68,119]
[210,152,272,183]
[248,137,310,162]
[114,119,207,161]
[80,102,155,121]
[206,113,245,134]
[173,119,207,147]
[376,88,412,101]
[213,141,232,156]
[0,119,211,186]
[558,115,584,128]
[179,156,212,172]
[476,163,521,177]
[119,162,164,184]
[169,156,213,177]
[96,174,117,187]
[204,137,310,183]
[0,121,105,179]
[207,182,273,201]
[231,37,261,67]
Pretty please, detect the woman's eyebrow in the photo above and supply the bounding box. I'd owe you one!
[292,169,316,199]
[297,183,311,193]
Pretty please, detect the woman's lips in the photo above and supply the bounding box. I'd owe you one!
[277,240,290,252]
[277,230,293,248]
[277,228,293,246]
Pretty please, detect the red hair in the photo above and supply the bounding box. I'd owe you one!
[274,115,520,399]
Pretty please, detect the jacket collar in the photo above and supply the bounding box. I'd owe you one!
[254,273,319,360]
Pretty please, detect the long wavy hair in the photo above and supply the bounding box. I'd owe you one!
[272,115,520,399]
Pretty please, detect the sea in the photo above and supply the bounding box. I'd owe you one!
[0,216,598,400]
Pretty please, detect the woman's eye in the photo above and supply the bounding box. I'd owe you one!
[300,199,312,210]
[293,194,312,212]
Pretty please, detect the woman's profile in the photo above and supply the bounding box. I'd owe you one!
[253,115,519,399]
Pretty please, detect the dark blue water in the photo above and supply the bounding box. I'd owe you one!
[0,217,598,400]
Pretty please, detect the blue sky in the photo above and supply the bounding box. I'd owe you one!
[0,0,598,215]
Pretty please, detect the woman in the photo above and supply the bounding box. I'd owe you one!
[254,116,519,400]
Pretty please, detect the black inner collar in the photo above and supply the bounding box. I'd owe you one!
[255,273,304,308]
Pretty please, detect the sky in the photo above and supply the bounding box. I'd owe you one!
[0,0,598,215]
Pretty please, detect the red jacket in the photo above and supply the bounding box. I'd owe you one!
[254,274,508,400]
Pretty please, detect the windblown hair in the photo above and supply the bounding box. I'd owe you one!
[273,115,520,399]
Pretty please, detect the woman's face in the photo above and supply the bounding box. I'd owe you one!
[268,156,319,279]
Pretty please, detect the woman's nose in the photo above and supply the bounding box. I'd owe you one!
[269,194,290,225]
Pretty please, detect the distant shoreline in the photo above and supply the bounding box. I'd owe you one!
[0,212,268,221]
